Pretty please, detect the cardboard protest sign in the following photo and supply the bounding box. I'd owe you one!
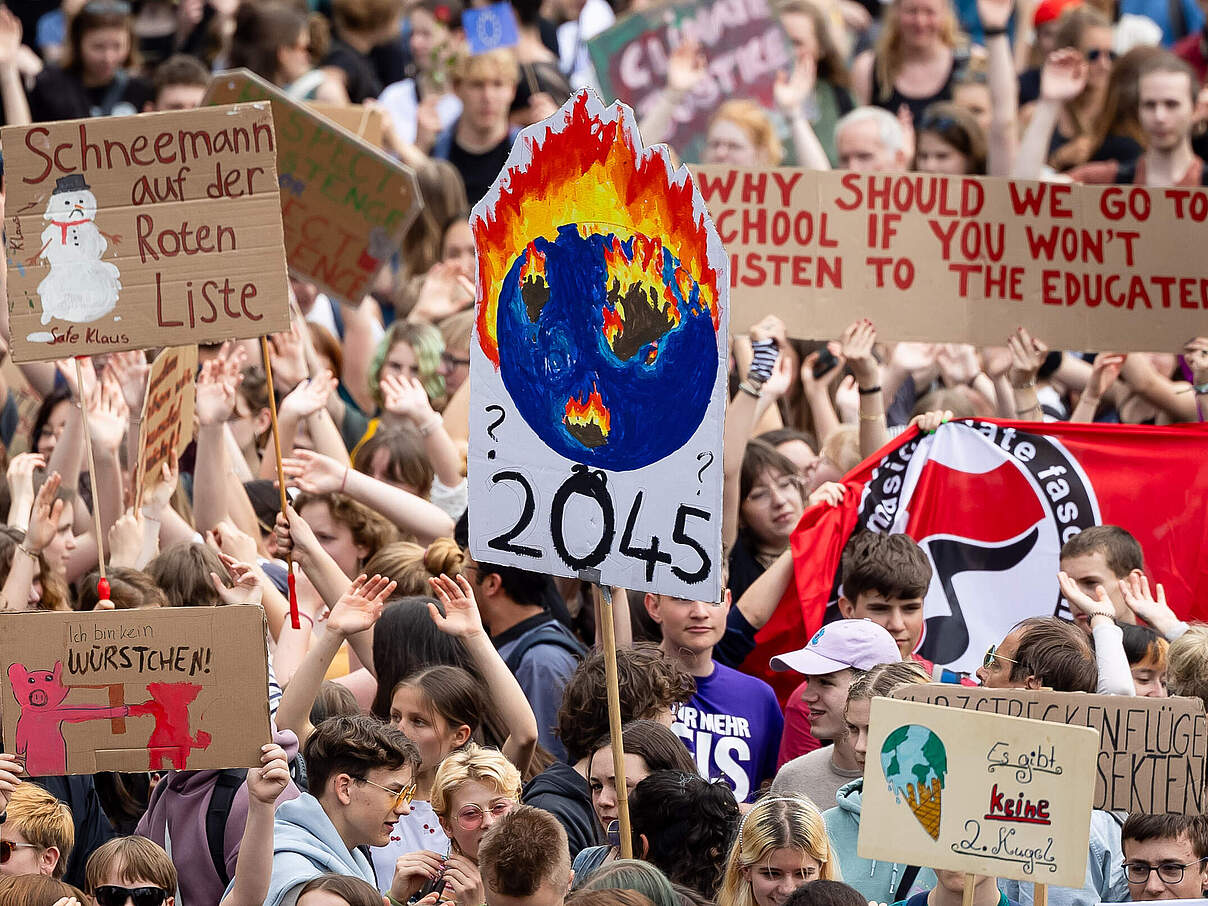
[859,697,1098,888]
[136,345,198,495]
[0,607,270,775]
[469,90,728,601]
[204,70,422,305]
[588,0,791,163]
[693,165,1208,352]
[306,102,386,148]
[895,684,1208,815]
[2,105,290,362]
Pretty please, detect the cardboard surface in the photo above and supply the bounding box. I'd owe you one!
[859,697,1098,887]
[0,607,270,775]
[588,0,791,164]
[895,684,1208,815]
[305,102,386,148]
[136,345,198,494]
[3,105,290,362]
[692,165,1208,352]
[205,70,422,305]
[469,90,727,600]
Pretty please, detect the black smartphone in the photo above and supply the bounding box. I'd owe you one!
[417,877,447,900]
[812,348,838,379]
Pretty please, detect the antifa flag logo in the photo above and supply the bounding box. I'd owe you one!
[835,421,1100,672]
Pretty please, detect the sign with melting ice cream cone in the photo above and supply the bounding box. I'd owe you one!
[467,89,727,600]
[859,698,1098,887]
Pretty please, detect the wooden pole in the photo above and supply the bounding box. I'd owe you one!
[961,874,976,906]
[75,357,108,603]
[584,569,632,859]
[260,336,300,629]
[1034,884,1047,906]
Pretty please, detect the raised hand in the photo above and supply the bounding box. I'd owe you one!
[0,6,23,68]
[105,350,150,413]
[281,449,346,494]
[1086,353,1126,401]
[0,753,22,812]
[25,472,64,554]
[937,344,979,387]
[760,353,794,402]
[411,261,475,324]
[87,371,131,453]
[667,40,707,95]
[381,374,437,425]
[207,519,260,565]
[7,453,46,518]
[328,573,395,638]
[1040,48,1089,103]
[209,553,263,606]
[840,319,879,389]
[801,350,841,397]
[774,57,817,115]
[247,743,290,805]
[1057,570,1115,620]
[269,324,308,392]
[981,345,1013,380]
[145,453,180,516]
[1184,337,1208,387]
[108,510,142,569]
[195,357,239,427]
[1006,326,1048,386]
[427,574,486,639]
[1119,572,1180,635]
[280,371,337,421]
[909,409,954,433]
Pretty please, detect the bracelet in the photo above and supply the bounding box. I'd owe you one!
[857,384,882,395]
[16,544,37,560]
[737,381,761,399]
[340,466,349,493]
[418,416,443,438]
[296,612,314,627]
[859,412,883,422]
[1012,378,1037,390]
[1085,608,1116,620]
[982,24,1008,36]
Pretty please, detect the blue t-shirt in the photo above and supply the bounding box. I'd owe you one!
[672,660,783,802]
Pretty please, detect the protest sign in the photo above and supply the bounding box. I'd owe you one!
[894,684,1208,815]
[587,0,791,163]
[692,165,1208,352]
[306,102,386,148]
[204,70,421,305]
[136,345,198,498]
[2,105,290,362]
[469,89,728,601]
[0,607,270,775]
[860,697,1098,888]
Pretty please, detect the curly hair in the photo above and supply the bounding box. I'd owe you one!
[558,644,696,764]
[629,771,740,898]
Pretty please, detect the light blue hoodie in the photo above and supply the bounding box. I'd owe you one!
[823,779,937,903]
[255,792,377,906]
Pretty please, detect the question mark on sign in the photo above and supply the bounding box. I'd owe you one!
[485,406,506,460]
[695,451,714,495]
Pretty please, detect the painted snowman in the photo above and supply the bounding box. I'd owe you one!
[33,174,122,325]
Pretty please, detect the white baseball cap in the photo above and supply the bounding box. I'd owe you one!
[770,619,902,675]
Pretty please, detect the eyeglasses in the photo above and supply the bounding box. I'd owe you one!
[982,644,1018,670]
[0,841,40,864]
[455,800,514,830]
[1123,859,1208,884]
[94,887,169,906]
[441,351,470,370]
[356,776,416,811]
[1086,48,1117,63]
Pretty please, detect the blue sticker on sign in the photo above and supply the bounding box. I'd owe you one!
[464,1,520,55]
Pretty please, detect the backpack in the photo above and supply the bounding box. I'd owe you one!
[503,622,588,674]
[205,769,247,888]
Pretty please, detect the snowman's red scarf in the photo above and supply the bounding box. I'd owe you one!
[48,218,91,243]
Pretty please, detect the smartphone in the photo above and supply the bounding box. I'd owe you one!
[417,877,447,900]
[812,348,839,379]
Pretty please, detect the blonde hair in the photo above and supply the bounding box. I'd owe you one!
[453,48,520,86]
[718,797,837,906]
[6,785,74,879]
[1168,624,1208,709]
[709,101,784,166]
[430,744,522,821]
[846,660,931,705]
[820,425,861,475]
[873,0,961,103]
[363,538,464,595]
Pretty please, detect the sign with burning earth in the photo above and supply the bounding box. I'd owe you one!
[468,89,728,601]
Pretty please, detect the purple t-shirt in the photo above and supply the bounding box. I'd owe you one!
[672,660,784,802]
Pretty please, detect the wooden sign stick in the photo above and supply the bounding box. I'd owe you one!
[962,874,975,906]
[583,568,632,859]
[1034,884,1047,906]
[75,357,109,603]
[260,336,300,630]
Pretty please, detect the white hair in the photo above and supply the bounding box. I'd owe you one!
[835,106,906,155]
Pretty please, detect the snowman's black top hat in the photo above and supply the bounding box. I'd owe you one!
[51,174,90,195]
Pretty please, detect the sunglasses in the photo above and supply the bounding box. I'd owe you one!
[94,887,169,906]
[1086,48,1117,63]
[357,777,416,811]
[455,800,514,830]
[982,643,1018,670]
[0,841,39,863]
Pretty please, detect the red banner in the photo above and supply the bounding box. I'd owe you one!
[744,419,1208,703]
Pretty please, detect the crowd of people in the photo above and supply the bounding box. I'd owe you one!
[0,1,1207,906]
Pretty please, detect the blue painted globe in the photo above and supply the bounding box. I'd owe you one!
[495,224,718,472]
